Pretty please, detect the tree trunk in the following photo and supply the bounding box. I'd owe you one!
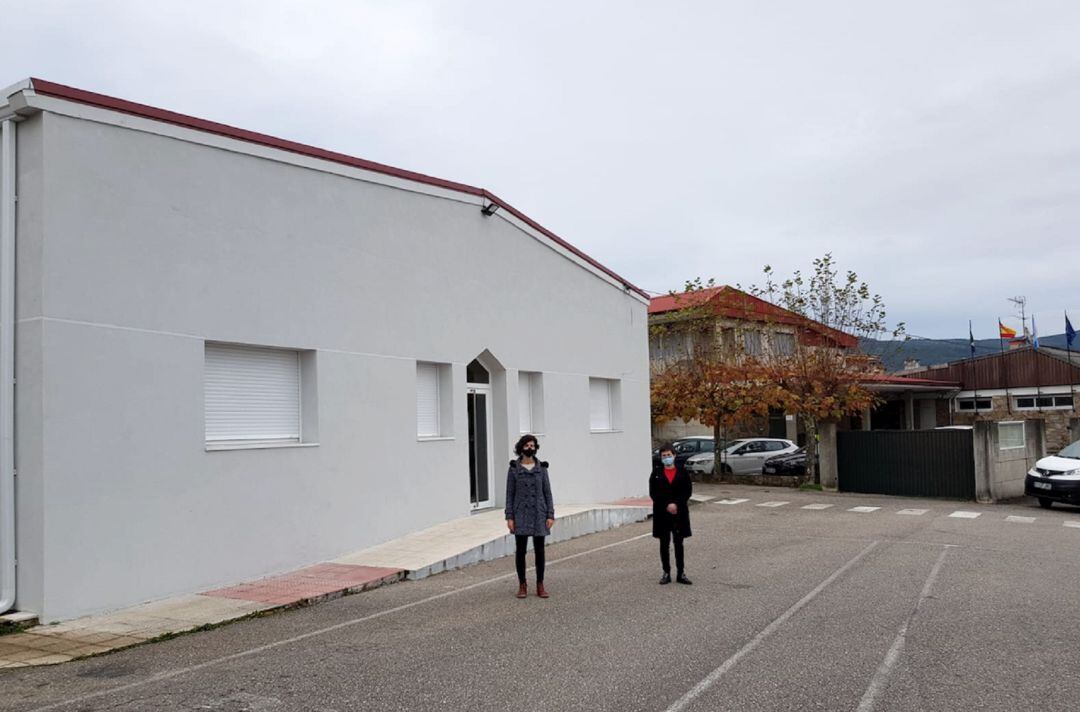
[712,420,724,481]
[804,417,819,485]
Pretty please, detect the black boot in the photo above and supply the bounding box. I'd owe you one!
[659,572,671,585]
[676,572,692,585]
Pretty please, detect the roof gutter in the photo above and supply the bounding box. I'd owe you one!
[0,117,17,614]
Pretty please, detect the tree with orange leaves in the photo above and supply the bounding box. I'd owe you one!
[747,255,904,484]
[650,279,787,479]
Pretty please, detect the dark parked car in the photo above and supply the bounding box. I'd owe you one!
[1025,439,1080,508]
[761,447,817,476]
[652,437,716,475]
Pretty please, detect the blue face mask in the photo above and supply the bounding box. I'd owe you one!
[661,456,675,467]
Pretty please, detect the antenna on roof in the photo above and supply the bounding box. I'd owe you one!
[1007,296,1027,337]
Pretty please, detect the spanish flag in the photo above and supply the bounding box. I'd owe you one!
[998,321,1017,339]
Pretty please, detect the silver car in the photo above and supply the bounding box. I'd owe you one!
[686,438,799,475]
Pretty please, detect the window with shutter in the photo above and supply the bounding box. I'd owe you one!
[998,421,1025,450]
[416,362,441,437]
[519,372,534,434]
[205,343,301,444]
[589,378,613,431]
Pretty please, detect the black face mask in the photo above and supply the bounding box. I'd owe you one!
[521,448,537,458]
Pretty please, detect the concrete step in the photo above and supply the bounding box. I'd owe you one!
[337,504,651,580]
[0,610,39,633]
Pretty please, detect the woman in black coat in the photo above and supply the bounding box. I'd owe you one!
[505,434,555,599]
[649,443,692,584]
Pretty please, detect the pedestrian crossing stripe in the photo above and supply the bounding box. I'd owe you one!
[703,498,1063,524]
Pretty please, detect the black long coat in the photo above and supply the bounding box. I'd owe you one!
[649,464,693,538]
[504,459,554,537]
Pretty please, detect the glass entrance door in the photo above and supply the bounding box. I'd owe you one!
[467,387,494,509]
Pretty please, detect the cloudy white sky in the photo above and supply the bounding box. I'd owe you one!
[5,1,1079,339]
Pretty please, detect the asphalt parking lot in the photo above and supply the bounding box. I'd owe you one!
[3,485,1080,712]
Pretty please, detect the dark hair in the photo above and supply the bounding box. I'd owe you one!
[657,442,676,456]
[514,434,539,456]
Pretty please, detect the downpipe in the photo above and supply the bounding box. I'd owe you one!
[0,119,16,613]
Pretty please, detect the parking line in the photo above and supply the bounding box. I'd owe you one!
[663,541,880,712]
[801,503,834,510]
[1064,521,1080,529]
[756,501,790,508]
[949,511,980,519]
[856,547,950,712]
[1005,515,1035,524]
[896,509,928,516]
[21,531,654,712]
[848,506,881,513]
[716,498,750,505]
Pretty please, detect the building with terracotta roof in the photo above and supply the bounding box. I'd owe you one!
[647,286,962,441]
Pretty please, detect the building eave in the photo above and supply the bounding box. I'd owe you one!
[9,77,650,303]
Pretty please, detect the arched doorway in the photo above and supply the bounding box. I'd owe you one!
[466,357,495,510]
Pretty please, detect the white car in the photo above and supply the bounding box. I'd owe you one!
[1024,439,1080,509]
[686,438,799,475]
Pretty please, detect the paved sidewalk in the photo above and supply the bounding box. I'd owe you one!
[0,502,650,669]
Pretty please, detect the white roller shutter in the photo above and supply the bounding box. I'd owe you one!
[205,343,300,443]
[416,362,441,437]
[519,372,534,433]
[589,378,612,431]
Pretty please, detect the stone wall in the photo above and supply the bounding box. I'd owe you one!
[950,394,1076,452]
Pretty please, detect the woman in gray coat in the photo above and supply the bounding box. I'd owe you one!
[505,434,554,599]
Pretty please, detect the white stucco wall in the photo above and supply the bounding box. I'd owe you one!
[14,109,650,621]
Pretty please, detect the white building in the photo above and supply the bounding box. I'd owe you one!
[0,78,651,622]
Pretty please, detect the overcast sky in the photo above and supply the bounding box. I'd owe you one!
[5,1,1080,339]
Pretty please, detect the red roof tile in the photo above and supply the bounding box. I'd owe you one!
[649,285,858,348]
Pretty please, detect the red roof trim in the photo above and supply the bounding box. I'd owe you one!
[649,285,859,348]
[27,78,648,300]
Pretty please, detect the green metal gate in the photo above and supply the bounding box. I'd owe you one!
[837,429,975,499]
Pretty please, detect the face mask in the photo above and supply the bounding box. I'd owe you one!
[661,456,675,467]
[522,448,537,458]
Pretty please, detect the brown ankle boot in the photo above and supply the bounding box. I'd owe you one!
[516,582,527,598]
[536,582,549,598]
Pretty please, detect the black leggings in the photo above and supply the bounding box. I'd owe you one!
[659,531,685,574]
[515,535,546,584]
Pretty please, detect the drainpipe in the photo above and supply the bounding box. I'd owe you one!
[0,119,16,614]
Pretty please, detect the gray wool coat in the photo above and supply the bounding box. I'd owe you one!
[504,459,555,537]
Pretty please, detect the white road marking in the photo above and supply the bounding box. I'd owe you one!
[1005,515,1036,524]
[848,506,881,513]
[663,540,880,712]
[856,547,949,712]
[801,503,834,510]
[896,509,928,516]
[716,498,750,505]
[949,511,981,519]
[22,532,655,712]
[1064,521,1080,529]
[756,501,790,508]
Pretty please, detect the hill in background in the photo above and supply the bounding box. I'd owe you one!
[862,333,1070,372]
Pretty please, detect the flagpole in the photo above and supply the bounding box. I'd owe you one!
[1033,315,1043,412]
[969,320,979,420]
[1068,310,1076,400]
[999,318,1011,414]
